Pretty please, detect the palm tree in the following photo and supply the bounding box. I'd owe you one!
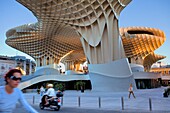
[55,83,65,91]
[74,81,86,92]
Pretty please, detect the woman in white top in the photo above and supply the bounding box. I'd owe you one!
[128,83,136,99]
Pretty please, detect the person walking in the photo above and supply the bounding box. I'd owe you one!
[0,69,38,113]
[128,83,136,99]
[40,86,45,96]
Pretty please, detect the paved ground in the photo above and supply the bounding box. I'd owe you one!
[13,105,170,113]
[13,87,170,113]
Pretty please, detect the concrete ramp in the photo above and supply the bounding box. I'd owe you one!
[18,74,90,90]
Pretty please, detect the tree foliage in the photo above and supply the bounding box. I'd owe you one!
[55,83,65,91]
[74,81,86,90]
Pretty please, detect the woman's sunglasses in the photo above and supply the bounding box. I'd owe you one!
[10,75,22,81]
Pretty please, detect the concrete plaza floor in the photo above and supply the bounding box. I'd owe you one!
[15,86,170,113]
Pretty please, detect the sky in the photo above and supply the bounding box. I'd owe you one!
[0,0,170,64]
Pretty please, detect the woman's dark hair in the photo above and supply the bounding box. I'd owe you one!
[4,69,22,84]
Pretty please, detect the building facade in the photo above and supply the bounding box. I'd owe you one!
[0,55,36,77]
[150,65,170,86]
[5,0,166,91]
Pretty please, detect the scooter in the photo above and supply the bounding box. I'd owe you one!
[39,95,62,111]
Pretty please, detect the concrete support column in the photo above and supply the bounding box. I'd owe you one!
[44,56,46,66]
[65,62,67,71]
[29,61,32,74]
[36,58,40,67]
[23,60,26,74]
[65,61,74,71]
[48,57,51,65]
[65,62,69,71]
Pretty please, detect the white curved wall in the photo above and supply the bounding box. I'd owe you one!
[130,63,144,72]
[18,74,90,90]
[65,70,84,75]
[88,58,136,92]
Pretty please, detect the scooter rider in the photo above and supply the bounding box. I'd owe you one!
[44,84,56,105]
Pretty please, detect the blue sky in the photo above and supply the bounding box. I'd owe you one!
[0,0,170,64]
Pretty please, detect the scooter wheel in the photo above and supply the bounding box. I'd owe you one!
[54,105,60,111]
[39,102,44,110]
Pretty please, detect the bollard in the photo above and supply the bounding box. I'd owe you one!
[78,96,80,107]
[33,95,35,104]
[149,98,152,111]
[121,97,124,110]
[98,97,101,108]
[61,97,63,106]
